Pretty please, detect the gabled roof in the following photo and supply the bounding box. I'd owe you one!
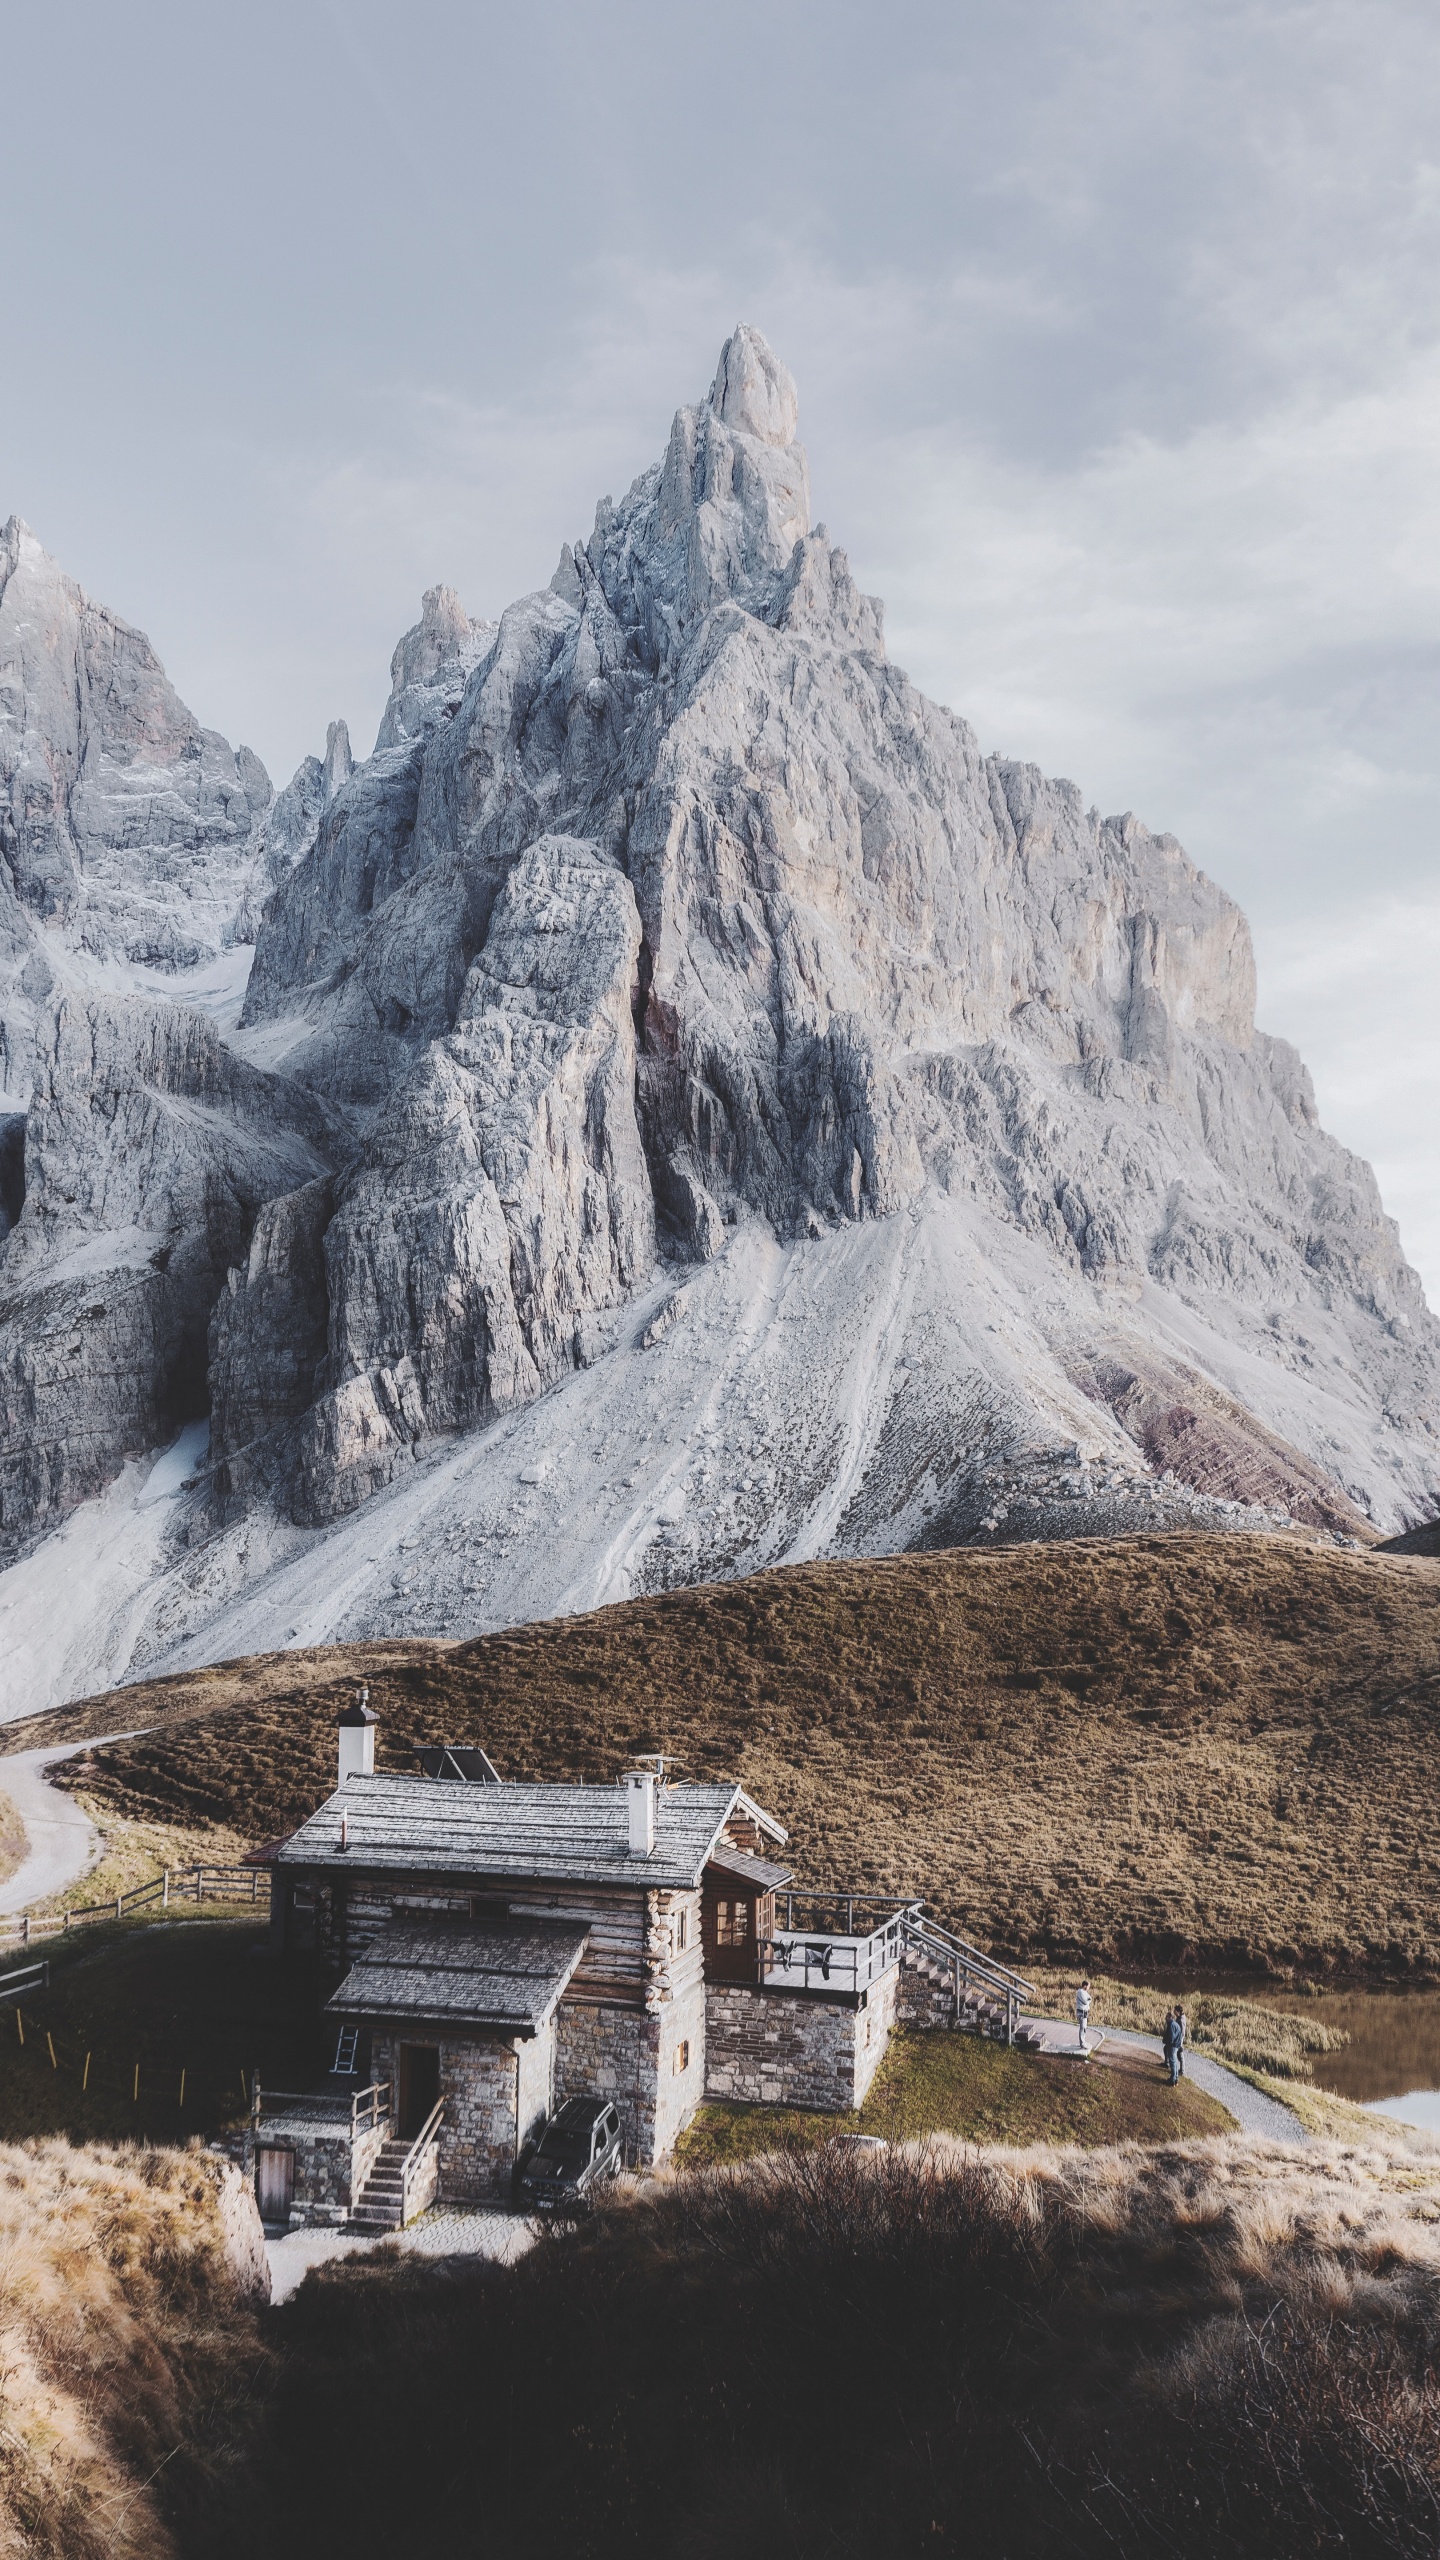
[706,1841,793,1892]
[277,1775,762,1891]
[327,1917,589,2034]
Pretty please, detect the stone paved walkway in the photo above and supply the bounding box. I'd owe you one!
[265,2203,536,2303]
[1029,2016,1308,2144]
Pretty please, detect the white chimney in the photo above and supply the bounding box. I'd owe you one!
[625,1770,656,1858]
[338,1686,377,1785]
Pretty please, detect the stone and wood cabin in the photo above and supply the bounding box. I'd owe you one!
[246,1702,1032,2229]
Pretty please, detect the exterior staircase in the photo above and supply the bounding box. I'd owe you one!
[896,1915,1038,2047]
[351,2138,411,2231]
[350,2097,445,2231]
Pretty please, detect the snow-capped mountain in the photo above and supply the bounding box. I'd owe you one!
[0,330,1435,1713]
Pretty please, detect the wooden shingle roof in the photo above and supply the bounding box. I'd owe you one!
[278,1775,757,1890]
[327,1916,590,2032]
[706,1840,793,1891]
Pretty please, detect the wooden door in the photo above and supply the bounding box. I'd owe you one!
[398,2043,440,2137]
[703,1887,760,1982]
[256,2145,294,2224]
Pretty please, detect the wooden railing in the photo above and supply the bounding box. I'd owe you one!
[0,1864,266,1949]
[0,1958,49,1999]
[400,2097,444,2221]
[251,2078,392,2142]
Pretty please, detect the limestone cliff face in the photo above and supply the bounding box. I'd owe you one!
[0,525,312,1554]
[280,837,655,1520]
[0,328,1435,1605]
[0,998,333,1552]
[0,516,271,1089]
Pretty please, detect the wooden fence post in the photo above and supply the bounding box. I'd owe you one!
[162,1870,169,1909]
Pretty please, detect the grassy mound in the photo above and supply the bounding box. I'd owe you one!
[21,1533,1440,1980]
[676,2023,1234,2161]
[0,1788,24,1886]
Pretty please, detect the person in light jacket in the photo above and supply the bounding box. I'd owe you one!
[1174,2003,1188,2080]
[1075,1978,1092,2052]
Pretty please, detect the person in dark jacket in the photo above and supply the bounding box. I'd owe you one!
[1162,2008,1182,2085]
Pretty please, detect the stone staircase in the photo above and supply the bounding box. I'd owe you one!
[350,2138,412,2232]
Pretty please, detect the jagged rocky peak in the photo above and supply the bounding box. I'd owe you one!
[0,513,272,1085]
[0,327,1436,1649]
[711,322,801,443]
[208,323,1437,1560]
[374,582,496,752]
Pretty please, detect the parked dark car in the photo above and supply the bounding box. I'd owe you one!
[515,2097,623,2211]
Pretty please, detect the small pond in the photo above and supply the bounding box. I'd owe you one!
[1264,1989,1440,2132]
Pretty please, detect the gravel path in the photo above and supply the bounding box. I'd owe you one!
[1031,2016,1308,2144]
[265,2204,536,2303]
[0,1737,137,1916]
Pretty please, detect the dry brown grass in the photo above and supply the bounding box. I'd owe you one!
[19,1533,1439,1981]
[8,2123,1440,2556]
[0,2142,269,2560]
[247,2129,1440,2558]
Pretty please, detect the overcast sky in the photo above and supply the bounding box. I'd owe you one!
[4,0,1437,1290]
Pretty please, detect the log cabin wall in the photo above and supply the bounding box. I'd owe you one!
[722,1812,776,1855]
[643,1889,705,2014]
[284,1871,695,2012]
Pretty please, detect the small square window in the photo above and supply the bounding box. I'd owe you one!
[673,2040,690,2075]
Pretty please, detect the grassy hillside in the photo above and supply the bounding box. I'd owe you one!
[0,1923,332,2146]
[15,1532,1440,1979]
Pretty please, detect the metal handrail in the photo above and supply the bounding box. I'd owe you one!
[903,1912,1034,2003]
[779,1891,926,1933]
[898,1913,1033,2047]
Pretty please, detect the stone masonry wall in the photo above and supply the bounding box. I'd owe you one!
[555,2004,665,2166]
[371,2027,522,2203]
[652,1971,708,2160]
[851,1963,899,2107]
[245,2122,352,2227]
[705,1964,900,2113]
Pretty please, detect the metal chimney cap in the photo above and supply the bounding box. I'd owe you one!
[337,1699,378,1728]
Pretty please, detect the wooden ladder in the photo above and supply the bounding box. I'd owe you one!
[331,2026,360,2076]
